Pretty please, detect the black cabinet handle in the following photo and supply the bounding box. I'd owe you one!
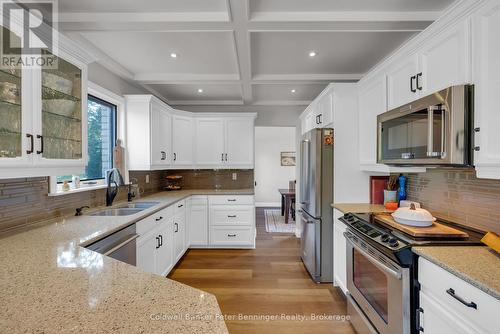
[227,199,236,202]
[221,153,224,161]
[26,133,34,154]
[410,75,417,93]
[446,288,477,309]
[177,204,183,208]
[36,135,44,154]
[159,234,163,247]
[160,151,166,160]
[225,153,228,161]
[416,72,423,90]
[227,234,237,237]
[227,215,237,218]
[174,222,178,233]
[155,216,163,222]
[318,114,322,124]
[155,236,160,249]
[173,152,176,161]
[416,307,424,333]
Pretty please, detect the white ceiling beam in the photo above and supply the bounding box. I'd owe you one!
[168,100,244,106]
[252,100,311,106]
[249,11,441,22]
[58,12,230,23]
[135,73,240,84]
[252,74,363,82]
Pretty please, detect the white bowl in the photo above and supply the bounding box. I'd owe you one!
[392,214,436,227]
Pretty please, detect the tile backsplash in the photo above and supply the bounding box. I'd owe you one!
[405,168,500,233]
[0,169,253,235]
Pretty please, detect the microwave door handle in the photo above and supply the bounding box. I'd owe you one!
[344,232,402,280]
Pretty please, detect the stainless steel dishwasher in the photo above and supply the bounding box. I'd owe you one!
[86,224,139,266]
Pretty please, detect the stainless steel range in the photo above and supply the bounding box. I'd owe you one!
[339,212,484,334]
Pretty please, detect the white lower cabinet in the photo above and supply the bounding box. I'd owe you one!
[209,195,255,248]
[418,257,499,334]
[136,206,174,276]
[188,196,209,247]
[173,200,187,263]
[136,194,255,276]
[332,209,348,294]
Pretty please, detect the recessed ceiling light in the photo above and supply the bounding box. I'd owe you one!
[309,51,317,57]
[291,89,296,93]
[197,88,203,93]
[170,53,177,58]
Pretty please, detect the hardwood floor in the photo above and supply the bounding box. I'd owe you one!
[168,208,355,334]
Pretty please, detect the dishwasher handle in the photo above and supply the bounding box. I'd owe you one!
[102,234,139,256]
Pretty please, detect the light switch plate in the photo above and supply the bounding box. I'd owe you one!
[232,173,237,180]
[145,174,150,184]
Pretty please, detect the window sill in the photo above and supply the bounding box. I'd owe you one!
[48,182,108,197]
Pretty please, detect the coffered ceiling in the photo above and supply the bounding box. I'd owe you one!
[58,0,455,111]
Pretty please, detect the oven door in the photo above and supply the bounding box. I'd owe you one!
[344,231,410,334]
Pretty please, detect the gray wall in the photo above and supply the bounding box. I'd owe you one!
[88,62,148,96]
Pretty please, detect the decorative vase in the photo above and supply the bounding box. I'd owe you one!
[398,174,407,203]
[383,190,397,204]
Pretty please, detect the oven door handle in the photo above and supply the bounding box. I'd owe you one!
[344,232,402,280]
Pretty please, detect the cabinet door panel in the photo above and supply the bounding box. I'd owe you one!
[172,115,193,166]
[151,107,171,167]
[420,20,470,95]
[189,205,208,246]
[173,211,186,262]
[473,0,500,178]
[225,118,254,167]
[319,92,333,126]
[358,77,387,167]
[387,55,419,109]
[156,220,173,276]
[137,231,157,274]
[195,119,225,166]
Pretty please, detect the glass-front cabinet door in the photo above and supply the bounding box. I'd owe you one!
[35,51,86,166]
[0,26,32,166]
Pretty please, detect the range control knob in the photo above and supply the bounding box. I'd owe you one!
[388,238,399,248]
[381,234,390,242]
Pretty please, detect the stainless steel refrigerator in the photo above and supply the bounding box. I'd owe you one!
[299,128,334,283]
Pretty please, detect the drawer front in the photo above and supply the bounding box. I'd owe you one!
[418,257,499,334]
[174,200,186,214]
[209,195,254,205]
[211,206,254,226]
[190,196,208,206]
[210,226,254,246]
[136,206,173,235]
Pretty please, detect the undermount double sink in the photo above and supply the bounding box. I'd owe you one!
[90,201,160,216]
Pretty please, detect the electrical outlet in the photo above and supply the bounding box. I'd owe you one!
[232,173,237,181]
[145,174,150,184]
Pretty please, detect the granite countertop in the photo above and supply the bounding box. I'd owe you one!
[332,203,394,214]
[0,189,254,333]
[413,246,500,300]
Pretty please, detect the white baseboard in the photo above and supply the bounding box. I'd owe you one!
[255,202,281,207]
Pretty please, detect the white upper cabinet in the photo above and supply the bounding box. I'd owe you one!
[300,86,334,134]
[126,95,172,170]
[419,19,471,95]
[225,118,254,168]
[150,102,172,168]
[172,114,194,167]
[386,55,420,110]
[472,0,500,179]
[0,25,91,179]
[358,76,387,170]
[195,118,226,167]
[195,116,255,169]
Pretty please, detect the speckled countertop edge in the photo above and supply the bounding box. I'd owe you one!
[413,246,500,300]
[331,203,393,214]
[0,189,254,333]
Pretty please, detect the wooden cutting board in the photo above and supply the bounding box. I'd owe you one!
[375,214,469,239]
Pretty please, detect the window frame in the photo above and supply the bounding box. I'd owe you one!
[48,82,127,196]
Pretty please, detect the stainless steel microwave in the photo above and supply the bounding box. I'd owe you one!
[377,85,474,166]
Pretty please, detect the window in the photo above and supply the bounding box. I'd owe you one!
[57,95,117,182]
